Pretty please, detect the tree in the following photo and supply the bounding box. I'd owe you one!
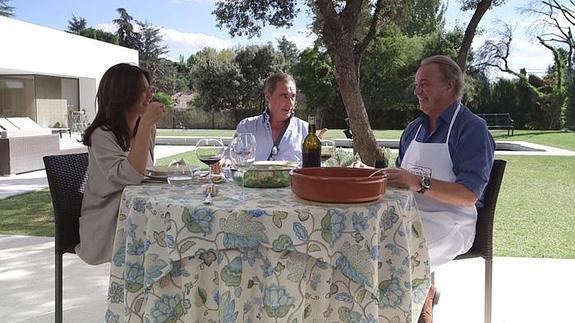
[293,47,341,125]
[114,8,140,50]
[137,21,167,61]
[476,23,567,129]
[78,28,118,44]
[234,45,284,112]
[522,0,575,128]
[191,48,246,125]
[404,0,444,37]
[214,0,389,165]
[0,0,14,17]
[456,0,506,70]
[67,15,87,33]
[277,36,299,71]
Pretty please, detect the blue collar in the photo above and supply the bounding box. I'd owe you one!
[421,101,460,129]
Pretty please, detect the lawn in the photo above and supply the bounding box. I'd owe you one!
[157,128,575,150]
[1,130,574,258]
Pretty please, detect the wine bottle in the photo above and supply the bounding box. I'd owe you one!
[302,116,321,167]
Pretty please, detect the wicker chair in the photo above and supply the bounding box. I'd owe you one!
[453,159,507,323]
[43,153,88,323]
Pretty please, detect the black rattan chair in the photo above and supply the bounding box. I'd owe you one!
[43,153,88,323]
[453,159,507,323]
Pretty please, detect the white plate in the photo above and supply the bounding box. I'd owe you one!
[253,160,297,168]
[146,165,195,177]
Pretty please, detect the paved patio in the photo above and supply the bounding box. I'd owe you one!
[1,234,572,322]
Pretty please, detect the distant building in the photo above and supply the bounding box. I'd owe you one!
[0,16,138,128]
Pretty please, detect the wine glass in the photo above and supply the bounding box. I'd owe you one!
[195,138,224,182]
[229,133,256,201]
[321,140,335,166]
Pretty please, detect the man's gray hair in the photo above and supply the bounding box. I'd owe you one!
[421,55,465,99]
[263,73,295,94]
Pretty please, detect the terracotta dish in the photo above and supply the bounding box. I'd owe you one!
[291,167,387,203]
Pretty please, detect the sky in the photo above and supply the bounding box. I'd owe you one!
[8,0,556,78]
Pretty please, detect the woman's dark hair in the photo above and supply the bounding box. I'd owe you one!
[82,63,151,151]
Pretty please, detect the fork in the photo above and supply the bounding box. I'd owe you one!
[203,184,216,205]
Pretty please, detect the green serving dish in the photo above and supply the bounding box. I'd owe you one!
[232,163,294,188]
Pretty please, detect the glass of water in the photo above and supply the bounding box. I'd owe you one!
[229,133,256,200]
[167,159,195,187]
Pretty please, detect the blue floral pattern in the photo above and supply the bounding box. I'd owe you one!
[107,184,430,322]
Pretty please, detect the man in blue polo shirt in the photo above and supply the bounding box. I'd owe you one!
[385,55,495,269]
[228,73,308,165]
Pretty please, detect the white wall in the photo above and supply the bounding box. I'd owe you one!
[0,16,138,119]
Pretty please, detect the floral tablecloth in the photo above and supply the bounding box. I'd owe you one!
[106,183,430,323]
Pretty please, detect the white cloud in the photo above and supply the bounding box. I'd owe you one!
[272,27,317,50]
[160,27,234,59]
[96,23,234,60]
[95,23,115,33]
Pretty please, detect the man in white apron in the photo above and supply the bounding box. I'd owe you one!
[385,56,495,269]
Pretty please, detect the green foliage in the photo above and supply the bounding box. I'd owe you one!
[459,0,506,11]
[404,0,444,36]
[293,47,343,125]
[153,91,174,108]
[137,21,167,61]
[276,36,299,72]
[190,45,285,124]
[0,0,14,17]
[67,15,87,33]
[566,72,575,129]
[360,27,425,127]
[213,0,298,38]
[234,44,284,109]
[114,8,140,50]
[144,59,188,95]
[78,28,119,44]
[190,48,245,123]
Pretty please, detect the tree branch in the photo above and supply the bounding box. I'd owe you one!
[355,0,384,61]
[341,0,363,34]
[457,0,493,70]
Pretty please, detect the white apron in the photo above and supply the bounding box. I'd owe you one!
[401,104,477,269]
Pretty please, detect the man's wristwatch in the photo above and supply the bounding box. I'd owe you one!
[417,176,431,194]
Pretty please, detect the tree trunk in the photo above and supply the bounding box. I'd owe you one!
[333,53,380,164]
[457,0,492,70]
[315,0,383,166]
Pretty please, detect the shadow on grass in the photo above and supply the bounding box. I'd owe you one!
[0,189,54,237]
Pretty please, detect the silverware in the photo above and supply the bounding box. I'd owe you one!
[203,192,213,205]
[203,184,217,205]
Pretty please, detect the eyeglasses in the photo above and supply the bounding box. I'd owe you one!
[267,145,279,161]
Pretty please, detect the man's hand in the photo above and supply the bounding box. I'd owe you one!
[383,167,420,191]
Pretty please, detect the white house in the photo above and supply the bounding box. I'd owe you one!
[0,16,138,128]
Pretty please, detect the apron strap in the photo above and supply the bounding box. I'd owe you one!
[446,103,461,146]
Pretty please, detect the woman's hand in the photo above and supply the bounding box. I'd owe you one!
[141,102,166,126]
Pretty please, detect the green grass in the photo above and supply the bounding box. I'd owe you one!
[0,189,54,236]
[493,155,575,258]
[490,129,575,151]
[157,128,575,150]
[1,130,574,259]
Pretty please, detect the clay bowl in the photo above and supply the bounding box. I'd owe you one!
[291,167,387,203]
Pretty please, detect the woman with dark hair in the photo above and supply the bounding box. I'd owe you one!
[78,63,166,265]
